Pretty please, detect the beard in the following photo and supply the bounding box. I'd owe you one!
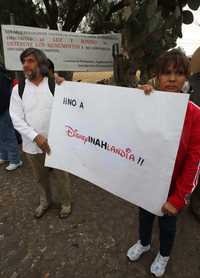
[25,68,40,81]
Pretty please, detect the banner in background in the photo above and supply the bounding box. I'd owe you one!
[1,25,121,71]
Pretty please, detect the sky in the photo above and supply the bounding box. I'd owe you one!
[176,6,200,56]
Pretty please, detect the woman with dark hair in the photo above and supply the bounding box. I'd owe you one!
[0,63,22,170]
[127,50,200,277]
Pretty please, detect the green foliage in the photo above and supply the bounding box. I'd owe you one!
[145,0,158,19]
[182,10,194,24]
[121,0,198,81]
[0,0,46,27]
[187,0,200,10]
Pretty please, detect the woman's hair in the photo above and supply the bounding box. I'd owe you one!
[156,49,190,77]
[20,48,49,76]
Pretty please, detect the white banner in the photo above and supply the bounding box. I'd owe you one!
[46,82,189,215]
[1,25,121,71]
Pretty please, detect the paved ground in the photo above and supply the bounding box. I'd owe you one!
[0,154,200,278]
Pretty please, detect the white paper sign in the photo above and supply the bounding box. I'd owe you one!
[46,82,189,215]
[1,25,121,71]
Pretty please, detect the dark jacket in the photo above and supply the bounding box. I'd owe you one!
[0,69,12,114]
[189,73,200,106]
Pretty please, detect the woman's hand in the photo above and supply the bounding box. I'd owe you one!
[54,73,65,85]
[138,84,154,95]
[161,201,178,216]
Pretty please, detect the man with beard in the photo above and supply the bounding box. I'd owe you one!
[9,48,71,219]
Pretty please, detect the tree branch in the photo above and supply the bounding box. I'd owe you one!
[43,0,58,29]
[63,0,101,31]
[105,0,131,20]
[62,0,78,30]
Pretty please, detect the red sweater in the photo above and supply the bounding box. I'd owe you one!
[168,101,200,210]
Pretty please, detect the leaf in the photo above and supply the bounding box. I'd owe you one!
[146,0,158,19]
[182,10,194,25]
[148,10,163,33]
[187,0,200,11]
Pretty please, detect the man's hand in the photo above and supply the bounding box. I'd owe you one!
[161,201,178,216]
[138,84,154,95]
[34,134,51,154]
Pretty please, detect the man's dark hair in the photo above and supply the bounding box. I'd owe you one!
[18,54,56,99]
[47,58,55,73]
[156,49,190,77]
[20,48,49,76]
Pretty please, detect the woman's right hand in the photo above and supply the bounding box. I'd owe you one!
[138,84,154,95]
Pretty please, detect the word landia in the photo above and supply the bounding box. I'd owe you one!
[65,125,145,166]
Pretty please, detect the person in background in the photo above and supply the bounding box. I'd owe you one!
[47,58,65,84]
[0,63,22,171]
[187,47,200,221]
[127,50,200,277]
[9,48,71,219]
[189,46,200,105]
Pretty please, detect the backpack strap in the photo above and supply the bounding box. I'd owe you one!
[18,79,26,99]
[18,77,55,99]
[48,76,55,96]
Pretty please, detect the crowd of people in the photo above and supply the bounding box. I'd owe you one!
[0,47,200,277]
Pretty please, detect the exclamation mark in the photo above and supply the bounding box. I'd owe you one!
[137,157,144,166]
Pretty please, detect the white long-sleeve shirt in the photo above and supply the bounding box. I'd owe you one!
[10,77,54,154]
